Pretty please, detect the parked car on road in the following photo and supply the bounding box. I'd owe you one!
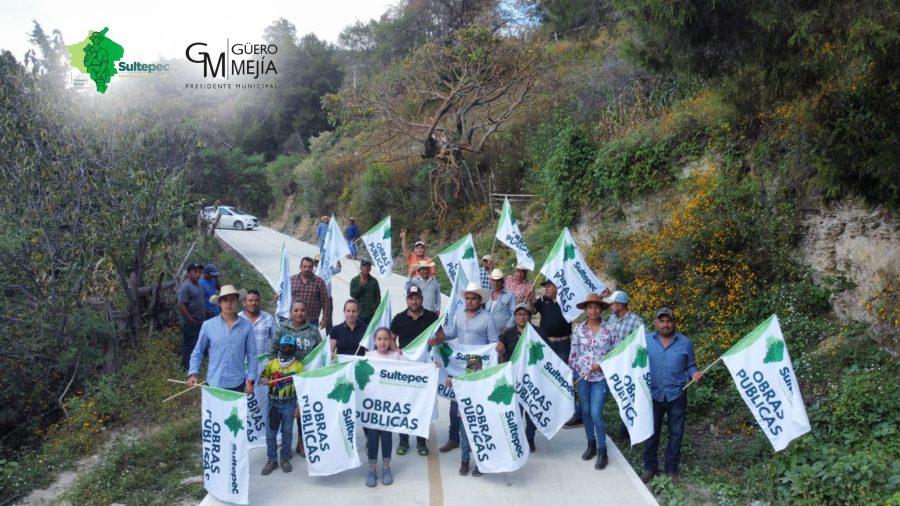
[201,206,259,230]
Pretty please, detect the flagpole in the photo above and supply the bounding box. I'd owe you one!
[163,381,206,403]
[682,357,722,390]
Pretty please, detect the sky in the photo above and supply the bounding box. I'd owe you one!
[0,0,396,61]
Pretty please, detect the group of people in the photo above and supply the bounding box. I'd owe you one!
[180,232,701,487]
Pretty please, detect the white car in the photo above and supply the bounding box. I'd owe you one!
[202,206,259,230]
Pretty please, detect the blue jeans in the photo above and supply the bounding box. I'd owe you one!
[180,321,201,372]
[578,379,608,449]
[460,423,471,463]
[365,428,392,463]
[520,406,537,441]
[448,400,460,443]
[266,398,296,462]
[642,392,687,474]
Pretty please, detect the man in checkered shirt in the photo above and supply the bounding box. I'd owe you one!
[603,290,645,439]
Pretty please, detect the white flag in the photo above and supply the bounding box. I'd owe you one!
[453,363,529,473]
[440,265,468,335]
[538,228,606,322]
[434,342,499,400]
[295,362,361,476]
[508,325,575,439]
[402,318,442,363]
[721,315,811,451]
[437,234,479,287]
[351,357,438,439]
[246,354,269,449]
[276,242,292,319]
[301,339,332,371]
[317,214,352,284]
[599,325,654,445]
[361,216,393,278]
[495,197,535,270]
[200,386,249,504]
[359,290,391,352]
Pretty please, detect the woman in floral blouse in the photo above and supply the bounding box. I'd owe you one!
[569,293,619,471]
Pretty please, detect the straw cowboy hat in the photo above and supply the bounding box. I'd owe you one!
[209,285,247,304]
[489,268,505,280]
[460,281,489,302]
[575,293,610,310]
[415,260,436,270]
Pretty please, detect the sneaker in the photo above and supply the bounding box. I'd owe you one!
[365,469,378,488]
[459,461,470,475]
[281,459,293,473]
[381,467,394,486]
[472,466,483,477]
[640,471,656,483]
[396,444,409,456]
[261,461,277,475]
[417,446,429,456]
[563,417,583,429]
[439,440,459,453]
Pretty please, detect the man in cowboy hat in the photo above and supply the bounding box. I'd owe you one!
[479,254,494,292]
[504,264,535,305]
[486,268,517,335]
[187,285,258,394]
[405,260,441,315]
[399,228,435,277]
[499,302,546,452]
[438,281,502,453]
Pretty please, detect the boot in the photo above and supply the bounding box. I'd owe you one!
[594,449,608,470]
[581,440,597,460]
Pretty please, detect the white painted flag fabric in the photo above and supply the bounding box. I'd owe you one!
[200,386,249,505]
[721,315,811,451]
[437,234,479,287]
[508,325,575,439]
[301,339,332,371]
[434,342,499,400]
[246,354,269,449]
[440,263,468,335]
[276,242,291,319]
[402,318,442,363]
[453,363,529,473]
[295,362,361,476]
[495,197,535,270]
[351,357,438,438]
[599,325,654,445]
[361,216,393,278]
[359,290,391,352]
[538,227,606,322]
[317,214,352,285]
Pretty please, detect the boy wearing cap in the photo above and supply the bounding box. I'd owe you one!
[641,308,702,484]
[350,259,381,321]
[260,335,304,475]
[177,263,206,371]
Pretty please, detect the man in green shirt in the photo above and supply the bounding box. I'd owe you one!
[350,259,381,322]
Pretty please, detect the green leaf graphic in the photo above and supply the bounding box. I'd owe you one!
[563,243,576,261]
[527,341,544,365]
[763,337,785,364]
[631,346,648,368]
[488,376,515,405]
[224,407,244,437]
[327,377,354,404]
[355,359,375,390]
[462,245,475,260]
[438,344,453,368]
[382,226,391,240]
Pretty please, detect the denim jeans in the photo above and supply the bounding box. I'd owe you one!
[266,398,296,462]
[642,392,687,474]
[180,321,201,372]
[519,406,537,441]
[365,428,392,463]
[578,379,608,449]
[448,400,460,443]
[460,423,471,463]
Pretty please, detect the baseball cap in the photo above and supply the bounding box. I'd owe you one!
[482,254,492,261]
[187,262,204,271]
[407,286,423,298]
[602,290,629,305]
[204,263,219,276]
[514,302,533,315]
[655,307,675,320]
[360,258,372,266]
[414,240,426,247]
[279,335,297,347]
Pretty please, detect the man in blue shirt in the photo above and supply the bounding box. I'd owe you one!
[187,285,258,394]
[199,263,220,318]
[316,216,329,253]
[642,307,702,484]
[345,217,360,259]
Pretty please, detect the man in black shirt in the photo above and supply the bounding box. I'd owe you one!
[499,302,545,452]
[534,279,582,428]
[390,286,439,455]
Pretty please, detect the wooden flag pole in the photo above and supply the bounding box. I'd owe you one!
[682,357,722,390]
[162,381,206,403]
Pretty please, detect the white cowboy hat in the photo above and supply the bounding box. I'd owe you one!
[210,284,247,304]
[489,268,505,280]
[514,264,532,272]
[460,281,488,301]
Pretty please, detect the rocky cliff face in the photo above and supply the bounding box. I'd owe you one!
[799,197,899,342]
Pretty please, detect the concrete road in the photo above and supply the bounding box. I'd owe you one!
[202,225,657,506]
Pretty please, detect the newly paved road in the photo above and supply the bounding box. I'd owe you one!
[203,225,657,506]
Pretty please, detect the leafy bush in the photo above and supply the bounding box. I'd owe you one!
[528,121,596,227]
